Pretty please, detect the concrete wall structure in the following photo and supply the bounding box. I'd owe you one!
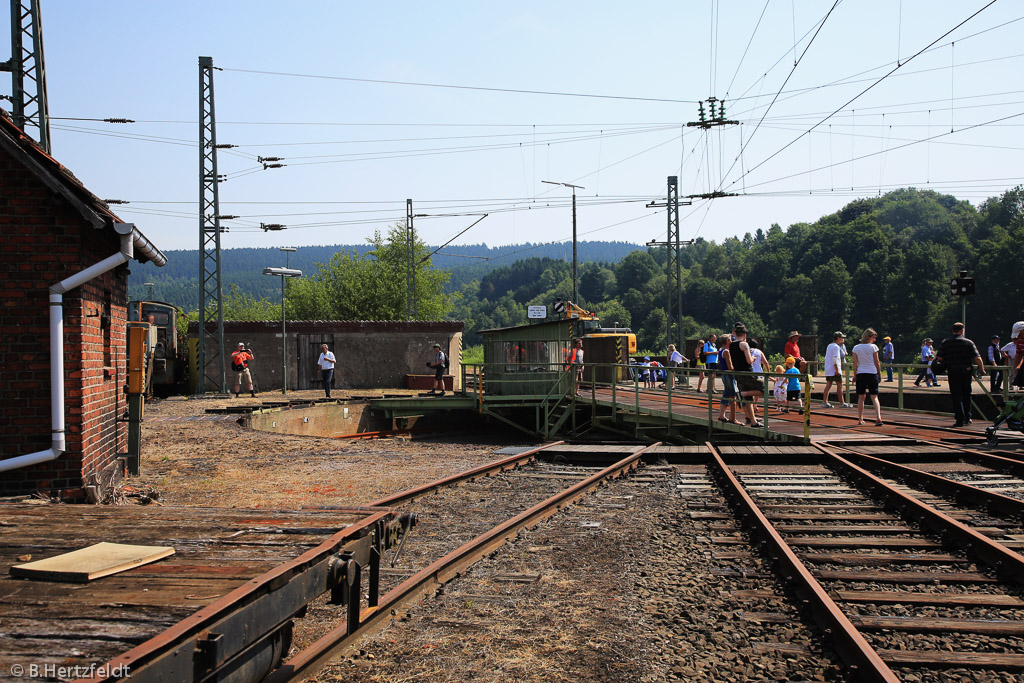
[0,112,165,498]
[191,320,463,392]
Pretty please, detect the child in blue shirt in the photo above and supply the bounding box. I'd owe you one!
[784,356,803,411]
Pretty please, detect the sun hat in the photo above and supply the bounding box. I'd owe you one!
[788,330,800,338]
[643,356,651,361]
[785,356,796,366]
[883,336,890,341]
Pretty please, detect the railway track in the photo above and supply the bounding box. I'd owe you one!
[708,442,1024,682]
[260,442,658,682]
[70,436,1024,682]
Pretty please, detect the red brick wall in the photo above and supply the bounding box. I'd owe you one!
[0,145,129,498]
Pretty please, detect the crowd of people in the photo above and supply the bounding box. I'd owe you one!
[634,320,1024,429]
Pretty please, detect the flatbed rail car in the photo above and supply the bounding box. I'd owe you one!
[0,503,411,683]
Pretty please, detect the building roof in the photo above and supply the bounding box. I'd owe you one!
[0,110,166,266]
[189,320,465,334]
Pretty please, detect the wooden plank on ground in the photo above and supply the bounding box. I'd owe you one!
[10,543,174,583]
[836,590,1024,607]
[879,650,1024,668]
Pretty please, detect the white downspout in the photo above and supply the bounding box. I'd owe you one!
[0,224,136,474]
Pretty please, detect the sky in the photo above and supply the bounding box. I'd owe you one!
[7,1,1023,258]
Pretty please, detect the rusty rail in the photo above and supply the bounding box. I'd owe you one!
[367,441,564,507]
[705,442,901,683]
[827,442,1024,521]
[265,443,659,682]
[816,443,1024,585]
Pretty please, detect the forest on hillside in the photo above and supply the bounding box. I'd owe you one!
[128,241,639,306]
[449,187,1024,359]
[133,187,1024,363]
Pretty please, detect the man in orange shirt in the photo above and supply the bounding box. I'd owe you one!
[784,331,807,374]
[231,342,256,398]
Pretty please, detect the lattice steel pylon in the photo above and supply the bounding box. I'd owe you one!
[406,198,416,320]
[666,176,682,346]
[646,177,691,348]
[197,56,225,393]
[1,0,51,153]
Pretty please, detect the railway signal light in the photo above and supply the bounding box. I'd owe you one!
[950,271,975,296]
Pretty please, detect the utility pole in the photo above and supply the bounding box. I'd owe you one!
[406,198,416,320]
[198,56,226,394]
[686,97,739,201]
[647,177,692,348]
[1,0,51,153]
[542,180,584,305]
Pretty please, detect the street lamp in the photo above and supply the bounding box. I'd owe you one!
[263,259,301,394]
[542,180,584,305]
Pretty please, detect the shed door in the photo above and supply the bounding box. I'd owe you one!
[297,334,335,390]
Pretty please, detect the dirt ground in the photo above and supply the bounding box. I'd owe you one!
[136,391,514,509]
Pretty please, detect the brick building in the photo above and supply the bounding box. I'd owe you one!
[0,111,166,499]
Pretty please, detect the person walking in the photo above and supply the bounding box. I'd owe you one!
[914,339,937,387]
[987,334,1003,393]
[231,342,256,398]
[852,328,884,426]
[428,342,449,396]
[316,343,336,398]
[882,336,895,382]
[700,334,719,393]
[934,322,985,428]
[716,335,739,424]
[730,323,764,428]
[822,331,851,408]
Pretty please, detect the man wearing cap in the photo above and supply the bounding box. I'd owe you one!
[822,331,851,408]
[231,342,256,398]
[316,343,336,398]
[987,334,1003,393]
[882,336,895,382]
[1006,322,1024,389]
[784,331,807,374]
[935,323,984,428]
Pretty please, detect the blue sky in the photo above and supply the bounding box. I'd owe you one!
[11,1,1023,252]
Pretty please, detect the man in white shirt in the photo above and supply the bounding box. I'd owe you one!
[822,331,851,408]
[316,344,336,398]
[428,342,449,396]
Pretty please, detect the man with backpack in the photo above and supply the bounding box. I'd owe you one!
[231,342,256,398]
[427,343,448,396]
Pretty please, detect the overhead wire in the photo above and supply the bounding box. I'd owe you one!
[221,66,700,105]
[724,0,1000,193]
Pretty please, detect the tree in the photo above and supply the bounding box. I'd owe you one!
[288,224,451,320]
[723,291,767,340]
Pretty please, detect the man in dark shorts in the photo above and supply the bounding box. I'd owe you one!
[427,343,448,396]
[935,322,985,427]
[730,322,764,428]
